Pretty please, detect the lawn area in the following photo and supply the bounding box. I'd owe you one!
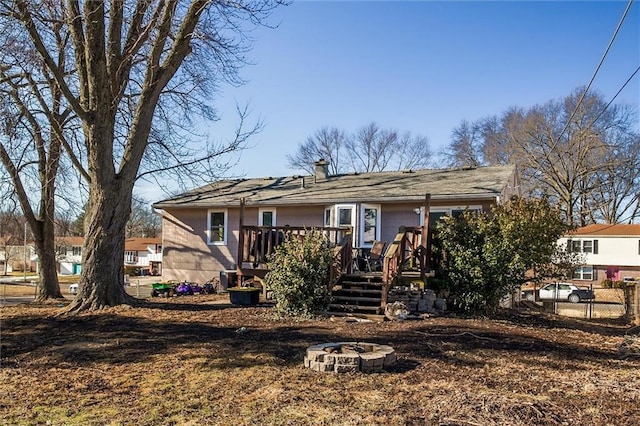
[1,297,639,425]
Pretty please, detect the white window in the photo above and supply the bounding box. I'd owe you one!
[336,205,355,229]
[72,246,82,256]
[324,204,357,245]
[207,209,228,245]
[573,266,594,280]
[125,251,137,263]
[570,239,598,254]
[360,204,381,247]
[258,208,276,227]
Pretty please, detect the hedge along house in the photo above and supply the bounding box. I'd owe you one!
[153,162,520,292]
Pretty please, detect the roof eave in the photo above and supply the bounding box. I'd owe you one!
[154,192,500,210]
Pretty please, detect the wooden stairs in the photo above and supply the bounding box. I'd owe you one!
[329,273,385,316]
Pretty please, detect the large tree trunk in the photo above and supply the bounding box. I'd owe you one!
[35,238,63,300]
[4,0,271,312]
[35,134,64,301]
[66,183,137,312]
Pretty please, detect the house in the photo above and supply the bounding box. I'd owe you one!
[153,162,520,285]
[56,236,84,275]
[124,237,163,276]
[0,237,37,275]
[56,236,162,276]
[559,224,640,284]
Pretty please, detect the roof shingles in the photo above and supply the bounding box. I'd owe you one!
[572,224,640,237]
[154,165,518,209]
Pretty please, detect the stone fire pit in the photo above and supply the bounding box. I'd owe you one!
[304,342,397,373]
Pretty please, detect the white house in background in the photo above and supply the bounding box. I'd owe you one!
[558,224,640,284]
[56,236,162,276]
[56,236,84,275]
[124,237,163,276]
[1,237,37,274]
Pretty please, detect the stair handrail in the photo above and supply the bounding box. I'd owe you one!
[381,227,426,307]
[329,233,353,289]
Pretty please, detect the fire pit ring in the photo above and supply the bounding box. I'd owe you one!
[304,342,396,373]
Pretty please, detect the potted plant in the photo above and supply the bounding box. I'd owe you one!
[228,287,261,305]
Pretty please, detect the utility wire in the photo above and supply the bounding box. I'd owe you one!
[552,0,634,147]
[592,65,640,125]
[526,0,635,224]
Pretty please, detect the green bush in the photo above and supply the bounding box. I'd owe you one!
[601,279,613,289]
[435,197,575,315]
[264,230,333,318]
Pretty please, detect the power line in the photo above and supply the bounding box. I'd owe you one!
[592,65,640,125]
[554,0,635,145]
[532,0,635,174]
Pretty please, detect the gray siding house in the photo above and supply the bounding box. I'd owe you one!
[153,162,520,284]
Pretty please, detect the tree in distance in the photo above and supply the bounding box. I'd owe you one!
[287,122,432,175]
[441,88,640,225]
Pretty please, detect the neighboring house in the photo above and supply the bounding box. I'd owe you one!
[56,236,162,276]
[0,238,37,274]
[124,237,163,276]
[56,237,85,275]
[153,162,520,284]
[559,224,640,285]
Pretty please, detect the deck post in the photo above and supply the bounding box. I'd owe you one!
[422,193,431,280]
[236,198,245,286]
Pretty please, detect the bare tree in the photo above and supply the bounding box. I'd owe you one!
[126,197,162,238]
[441,120,482,168]
[286,126,347,175]
[1,0,284,312]
[288,122,432,174]
[0,21,70,299]
[345,122,397,172]
[393,131,431,171]
[0,210,22,275]
[586,127,640,223]
[443,88,640,224]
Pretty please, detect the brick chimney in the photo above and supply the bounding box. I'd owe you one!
[314,159,328,182]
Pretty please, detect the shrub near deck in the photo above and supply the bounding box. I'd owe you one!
[264,230,333,317]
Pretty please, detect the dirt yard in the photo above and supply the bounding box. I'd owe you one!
[1,294,639,425]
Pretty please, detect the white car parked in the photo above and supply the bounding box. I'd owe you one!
[522,282,595,303]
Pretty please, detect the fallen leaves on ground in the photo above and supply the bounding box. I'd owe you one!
[1,295,639,426]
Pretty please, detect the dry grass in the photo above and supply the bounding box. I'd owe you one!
[1,284,36,297]
[1,296,639,426]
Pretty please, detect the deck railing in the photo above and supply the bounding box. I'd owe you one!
[381,226,428,306]
[238,225,353,281]
[330,233,353,287]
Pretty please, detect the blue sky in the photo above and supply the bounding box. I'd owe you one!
[142,1,639,200]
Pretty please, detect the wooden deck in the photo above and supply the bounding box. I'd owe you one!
[233,196,434,311]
